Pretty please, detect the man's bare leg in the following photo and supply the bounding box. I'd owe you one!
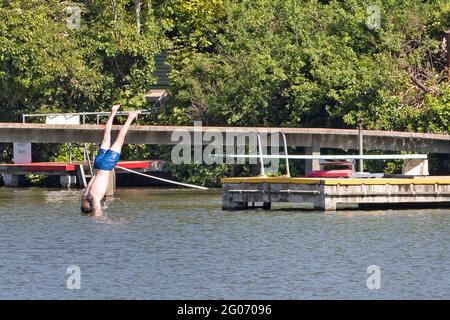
[109,111,139,154]
[100,105,120,150]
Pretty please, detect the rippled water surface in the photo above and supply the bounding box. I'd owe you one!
[0,188,450,299]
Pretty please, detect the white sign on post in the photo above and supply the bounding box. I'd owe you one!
[13,143,32,164]
[12,114,81,164]
[45,114,80,125]
[45,114,81,166]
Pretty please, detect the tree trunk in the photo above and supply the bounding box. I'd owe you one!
[134,0,141,34]
[446,30,450,81]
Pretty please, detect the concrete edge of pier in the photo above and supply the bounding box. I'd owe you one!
[221,176,450,211]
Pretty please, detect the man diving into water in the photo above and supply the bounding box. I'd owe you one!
[80,106,139,217]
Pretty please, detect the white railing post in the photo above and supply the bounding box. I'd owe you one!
[255,131,265,176]
[280,131,290,177]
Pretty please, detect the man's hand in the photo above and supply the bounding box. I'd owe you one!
[92,198,103,217]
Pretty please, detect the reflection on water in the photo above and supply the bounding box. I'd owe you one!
[0,187,450,299]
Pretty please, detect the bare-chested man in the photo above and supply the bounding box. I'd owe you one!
[80,106,139,217]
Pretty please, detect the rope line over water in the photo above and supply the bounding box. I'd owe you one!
[115,165,209,190]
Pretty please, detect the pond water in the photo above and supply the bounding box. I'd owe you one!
[0,188,449,299]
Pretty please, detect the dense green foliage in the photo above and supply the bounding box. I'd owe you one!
[163,0,450,134]
[158,0,450,183]
[0,0,160,119]
[0,0,449,186]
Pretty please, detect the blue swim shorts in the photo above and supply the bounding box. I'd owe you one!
[94,148,121,171]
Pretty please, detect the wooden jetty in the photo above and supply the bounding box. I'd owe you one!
[221,176,450,211]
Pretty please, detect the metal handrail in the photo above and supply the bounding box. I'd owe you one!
[23,110,153,163]
[254,131,266,176]
[280,131,291,177]
[253,131,291,178]
[23,111,153,124]
[254,130,294,177]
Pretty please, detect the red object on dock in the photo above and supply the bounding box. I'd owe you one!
[0,162,77,172]
[307,169,352,178]
[0,160,163,173]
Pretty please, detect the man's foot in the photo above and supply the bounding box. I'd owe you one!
[127,111,141,122]
[112,105,120,114]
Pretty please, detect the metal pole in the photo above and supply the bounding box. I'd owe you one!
[255,132,265,176]
[281,131,291,177]
[91,144,95,166]
[446,30,450,81]
[359,124,364,173]
[135,114,140,159]
[69,143,72,164]
[85,143,94,176]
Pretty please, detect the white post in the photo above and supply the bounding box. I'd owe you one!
[359,124,364,173]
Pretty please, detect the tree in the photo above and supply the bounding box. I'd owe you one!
[162,0,450,134]
[0,0,163,121]
[0,0,163,170]
[0,0,104,120]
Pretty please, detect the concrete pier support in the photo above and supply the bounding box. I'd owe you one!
[60,175,77,188]
[222,189,248,210]
[262,202,271,210]
[3,174,19,187]
[313,198,337,211]
[305,135,321,175]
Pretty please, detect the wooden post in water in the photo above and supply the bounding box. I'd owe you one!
[106,169,116,197]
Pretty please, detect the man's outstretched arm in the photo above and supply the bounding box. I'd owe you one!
[83,176,96,197]
[91,197,103,217]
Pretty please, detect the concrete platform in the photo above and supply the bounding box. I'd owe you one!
[221,176,450,211]
[0,123,449,153]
